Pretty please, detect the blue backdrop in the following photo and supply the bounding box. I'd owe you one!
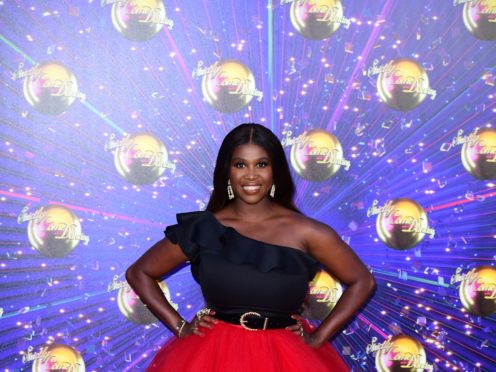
[0,1,495,371]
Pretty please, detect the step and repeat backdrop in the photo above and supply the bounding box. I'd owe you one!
[0,0,495,371]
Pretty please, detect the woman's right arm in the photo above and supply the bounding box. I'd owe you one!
[125,237,190,336]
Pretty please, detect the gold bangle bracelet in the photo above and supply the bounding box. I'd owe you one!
[176,319,186,338]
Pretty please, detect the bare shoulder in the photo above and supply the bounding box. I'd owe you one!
[293,213,339,236]
[275,210,337,248]
[273,207,315,228]
[214,206,340,253]
[292,214,343,253]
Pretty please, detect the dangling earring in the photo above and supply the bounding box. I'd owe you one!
[270,184,276,198]
[227,179,235,200]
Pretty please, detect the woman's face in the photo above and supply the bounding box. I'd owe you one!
[229,143,273,203]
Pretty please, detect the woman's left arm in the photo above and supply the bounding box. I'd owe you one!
[303,220,376,348]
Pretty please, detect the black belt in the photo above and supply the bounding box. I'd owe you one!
[214,311,297,331]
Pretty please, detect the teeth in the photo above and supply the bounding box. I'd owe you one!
[243,186,260,191]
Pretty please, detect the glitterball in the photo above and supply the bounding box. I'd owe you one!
[290,129,346,182]
[305,270,343,320]
[375,334,429,372]
[375,198,431,250]
[111,0,169,41]
[118,280,174,324]
[462,0,496,40]
[113,133,169,185]
[377,58,431,111]
[461,127,496,180]
[290,0,346,40]
[459,265,496,317]
[22,61,79,115]
[201,59,260,113]
[27,204,85,258]
[31,343,85,371]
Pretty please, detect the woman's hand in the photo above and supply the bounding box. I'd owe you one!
[301,331,325,349]
[286,314,326,349]
[178,310,218,338]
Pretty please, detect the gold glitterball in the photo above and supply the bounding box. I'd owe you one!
[113,133,168,185]
[201,59,258,113]
[290,129,345,182]
[377,58,430,111]
[461,127,496,180]
[118,280,172,324]
[459,266,496,317]
[304,270,343,320]
[376,198,429,250]
[111,0,167,41]
[23,61,78,115]
[31,343,85,371]
[375,334,428,372]
[463,0,496,40]
[27,205,83,258]
[290,0,344,40]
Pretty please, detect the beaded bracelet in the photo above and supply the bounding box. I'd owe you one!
[176,319,186,338]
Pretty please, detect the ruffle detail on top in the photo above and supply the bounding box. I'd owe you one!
[164,211,224,260]
[164,210,320,280]
[219,226,320,280]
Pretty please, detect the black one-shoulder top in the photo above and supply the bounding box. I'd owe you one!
[164,210,320,316]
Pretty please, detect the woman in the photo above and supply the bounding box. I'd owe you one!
[126,123,376,371]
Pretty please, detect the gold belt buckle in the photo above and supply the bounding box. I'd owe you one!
[239,311,269,331]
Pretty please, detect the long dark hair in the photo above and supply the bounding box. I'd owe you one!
[206,123,301,214]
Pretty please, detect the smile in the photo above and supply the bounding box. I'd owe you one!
[242,185,261,192]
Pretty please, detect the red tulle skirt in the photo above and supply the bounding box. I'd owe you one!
[146,320,350,372]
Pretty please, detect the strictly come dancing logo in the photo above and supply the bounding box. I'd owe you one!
[192,59,263,113]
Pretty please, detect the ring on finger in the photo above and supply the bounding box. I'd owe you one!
[196,307,212,319]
